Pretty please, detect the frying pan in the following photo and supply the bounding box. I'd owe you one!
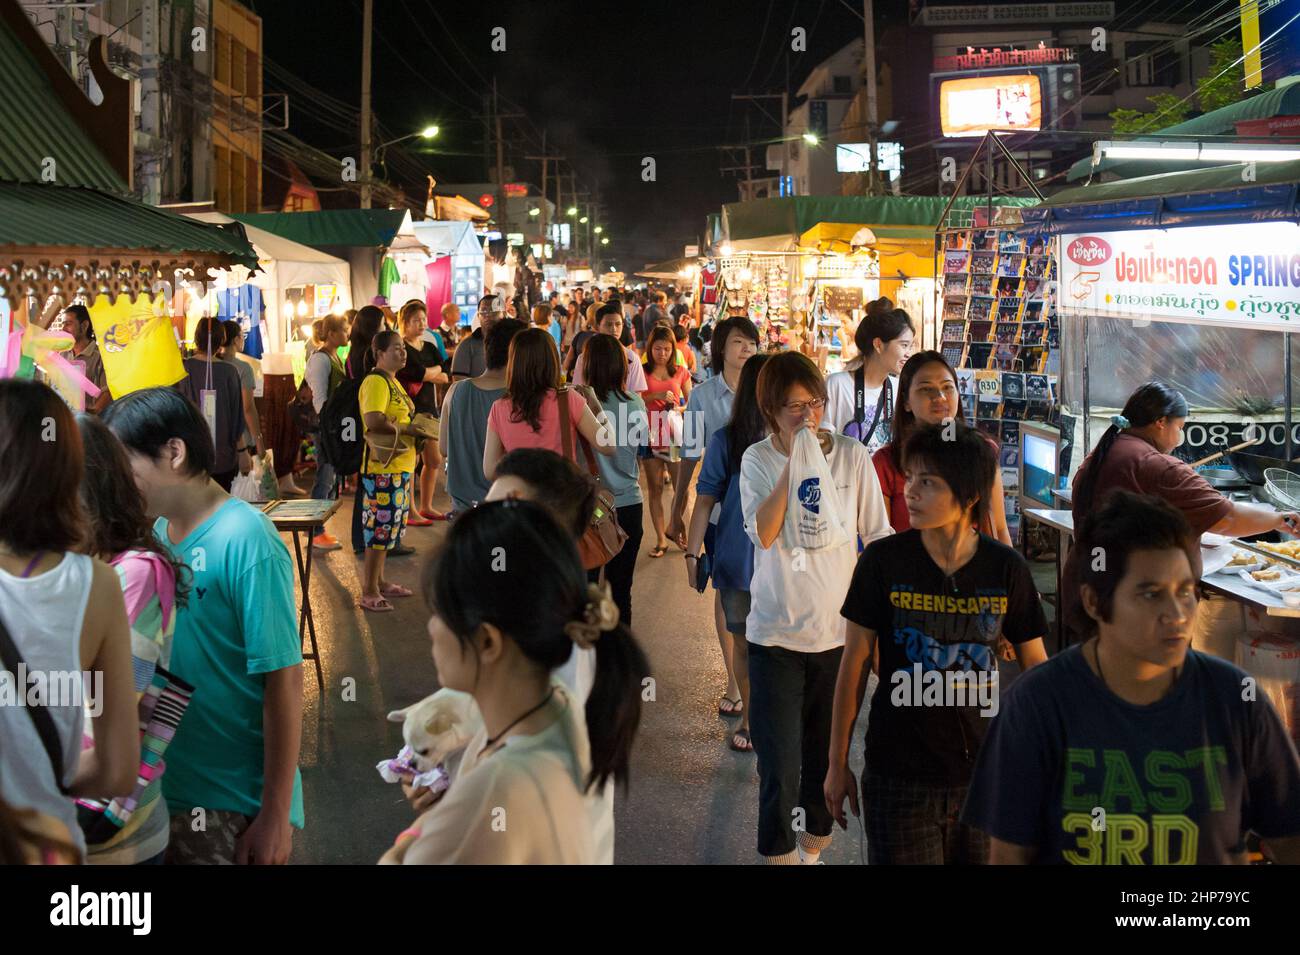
[1229,451,1300,485]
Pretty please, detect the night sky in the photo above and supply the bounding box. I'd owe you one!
[252,0,909,269]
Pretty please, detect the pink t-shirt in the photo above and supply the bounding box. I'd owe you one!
[488,388,588,456]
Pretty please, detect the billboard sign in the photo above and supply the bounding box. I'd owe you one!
[835,142,902,179]
[938,73,1042,137]
[1058,222,1300,330]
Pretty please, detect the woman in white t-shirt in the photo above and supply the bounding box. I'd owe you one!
[822,301,915,456]
[740,353,892,865]
[380,500,650,865]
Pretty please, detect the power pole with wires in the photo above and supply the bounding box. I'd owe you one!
[360,0,373,209]
[525,135,563,265]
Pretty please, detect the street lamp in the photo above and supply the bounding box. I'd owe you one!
[594,225,603,234]
[579,216,588,224]
[377,125,440,150]
[567,206,579,216]
[802,132,819,146]
[601,237,609,246]
[528,207,540,217]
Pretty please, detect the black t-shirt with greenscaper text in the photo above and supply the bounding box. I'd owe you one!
[840,530,1048,785]
[960,645,1300,864]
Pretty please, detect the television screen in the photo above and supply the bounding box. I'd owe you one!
[1022,430,1057,507]
[939,74,1042,137]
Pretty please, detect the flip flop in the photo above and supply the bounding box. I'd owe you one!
[359,595,394,613]
[719,696,743,716]
[406,514,434,527]
[380,582,413,598]
[648,545,668,558]
[730,728,753,752]
[420,509,450,521]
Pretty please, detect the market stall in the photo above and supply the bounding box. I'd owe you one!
[408,219,486,319]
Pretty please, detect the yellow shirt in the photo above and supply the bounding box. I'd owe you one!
[359,372,418,474]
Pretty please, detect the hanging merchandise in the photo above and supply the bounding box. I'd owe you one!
[89,293,187,399]
[700,261,719,304]
[425,256,453,319]
[216,283,267,358]
[378,256,402,301]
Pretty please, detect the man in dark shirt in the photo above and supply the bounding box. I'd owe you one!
[450,295,503,381]
[176,317,248,490]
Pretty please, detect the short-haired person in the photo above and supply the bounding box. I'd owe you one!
[380,501,649,864]
[741,352,893,864]
[827,424,1048,864]
[451,296,503,381]
[482,328,615,480]
[76,413,191,864]
[873,351,1013,545]
[178,317,247,491]
[639,324,692,558]
[344,304,385,379]
[822,305,914,454]
[104,387,304,864]
[569,304,648,392]
[576,333,648,624]
[962,491,1300,864]
[668,315,760,716]
[440,318,527,513]
[358,330,424,613]
[1061,381,1300,644]
[0,380,139,863]
[58,303,110,413]
[686,353,771,752]
[395,300,450,524]
[220,319,264,467]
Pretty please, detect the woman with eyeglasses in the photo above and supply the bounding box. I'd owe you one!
[739,352,892,864]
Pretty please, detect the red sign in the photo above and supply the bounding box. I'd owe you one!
[503,183,528,198]
[478,193,494,208]
[1234,115,1300,138]
[934,44,1074,71]
[1066,235,1113,267]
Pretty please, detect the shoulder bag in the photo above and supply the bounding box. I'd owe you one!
[557,386,628,570]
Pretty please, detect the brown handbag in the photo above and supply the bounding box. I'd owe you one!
[556,386,628,570]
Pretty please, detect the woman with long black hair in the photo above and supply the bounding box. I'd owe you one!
[822,302,914,455]
[685,353,770,752]
[1061,381,1300,641]
[379,500,650,864]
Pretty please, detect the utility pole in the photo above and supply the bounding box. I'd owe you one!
[864,0,880,197]
[494,79,505,238]
[526,134,564,266]
[360,0,373,208]
[140,0,162,205]
[732,92,790,195]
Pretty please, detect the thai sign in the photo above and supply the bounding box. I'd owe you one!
[1058,223,1300,330]
[934,44,1075,72]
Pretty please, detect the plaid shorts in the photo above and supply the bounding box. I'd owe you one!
[362,471,412,550]
[861,773,988,865]
[165,810,254,865]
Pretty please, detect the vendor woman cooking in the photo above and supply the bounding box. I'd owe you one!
[1061,381,1300,643]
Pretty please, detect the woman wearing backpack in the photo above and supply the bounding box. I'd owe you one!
[306,315,347,550]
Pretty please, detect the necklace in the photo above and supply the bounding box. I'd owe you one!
[1092,640,1180,702]
[480,686,556,755]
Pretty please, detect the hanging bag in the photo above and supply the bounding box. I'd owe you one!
[784,427,852,551]
[557,387,628,570]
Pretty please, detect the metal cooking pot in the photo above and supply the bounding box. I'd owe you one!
[1198,466,1248,490]
[1228,451,1300,485]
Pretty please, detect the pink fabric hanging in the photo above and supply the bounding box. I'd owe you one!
[425,256,453,322]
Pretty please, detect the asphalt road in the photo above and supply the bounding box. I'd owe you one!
[290,479,877,865]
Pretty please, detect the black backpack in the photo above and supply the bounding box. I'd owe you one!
[318,373,376,474]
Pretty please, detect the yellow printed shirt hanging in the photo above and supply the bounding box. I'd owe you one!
[89,293,187,398]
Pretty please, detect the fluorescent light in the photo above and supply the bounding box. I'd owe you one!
[1094,140,1300,163]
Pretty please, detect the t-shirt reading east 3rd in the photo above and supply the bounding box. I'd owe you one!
[960,645,1300,865]
[155,498,305,829]
[740,432,893,654]
[840,530,1048,785]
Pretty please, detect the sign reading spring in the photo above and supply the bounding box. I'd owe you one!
[1058,222,1300,330]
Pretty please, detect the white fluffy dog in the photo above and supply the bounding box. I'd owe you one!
[386,688,479,774]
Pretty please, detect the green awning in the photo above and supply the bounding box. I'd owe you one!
[722,195,1041,246]
[0,180,258,267]
[0,7,125,193]
[1065,84,1300,182]
[233,209,410,248]
[636,257,695,278]
[1043,158,1300,206]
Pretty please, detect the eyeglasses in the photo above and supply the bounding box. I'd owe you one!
[782,397,825,415]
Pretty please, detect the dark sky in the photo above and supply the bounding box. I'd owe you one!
[251,0,904,269]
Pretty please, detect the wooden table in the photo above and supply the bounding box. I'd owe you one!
[262,498,343,690]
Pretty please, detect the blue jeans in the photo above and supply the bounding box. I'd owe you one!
[311,456,337,539]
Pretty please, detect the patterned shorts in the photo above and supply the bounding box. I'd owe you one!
[165,811,253,865]
[362,471,412,550]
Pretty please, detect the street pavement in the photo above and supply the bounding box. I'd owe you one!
[288,477,1045,865]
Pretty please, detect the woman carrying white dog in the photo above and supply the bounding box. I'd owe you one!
[379,499,650,864]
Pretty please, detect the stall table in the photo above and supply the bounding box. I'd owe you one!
[262,498,343,690]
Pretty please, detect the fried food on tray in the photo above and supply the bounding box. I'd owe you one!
[1252,568,1283,581]
[1255,539,1300,559]
[1227,550,1258,566]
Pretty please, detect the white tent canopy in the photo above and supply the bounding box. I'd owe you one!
[187,211,352,353]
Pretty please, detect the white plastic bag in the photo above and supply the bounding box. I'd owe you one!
[230,463,261,503]
[784,427,851,551]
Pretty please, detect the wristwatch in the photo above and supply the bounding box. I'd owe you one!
[684,554,699,561]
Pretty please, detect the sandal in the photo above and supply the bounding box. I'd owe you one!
[648,545,668,558]
[719,696,743,717]
[420,509,450,521]
[380,582,413,598]
[358,594,394,613]
[730,728,753,752]
[407,514,434,527]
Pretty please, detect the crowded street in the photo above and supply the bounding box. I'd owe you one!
[4,0,1300,930]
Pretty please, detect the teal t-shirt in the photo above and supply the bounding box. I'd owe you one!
[597,392,646,508]
[155,498,305,828]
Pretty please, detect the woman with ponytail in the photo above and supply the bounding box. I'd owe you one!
[1062,381,1300,641]
[381,500,650,864]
